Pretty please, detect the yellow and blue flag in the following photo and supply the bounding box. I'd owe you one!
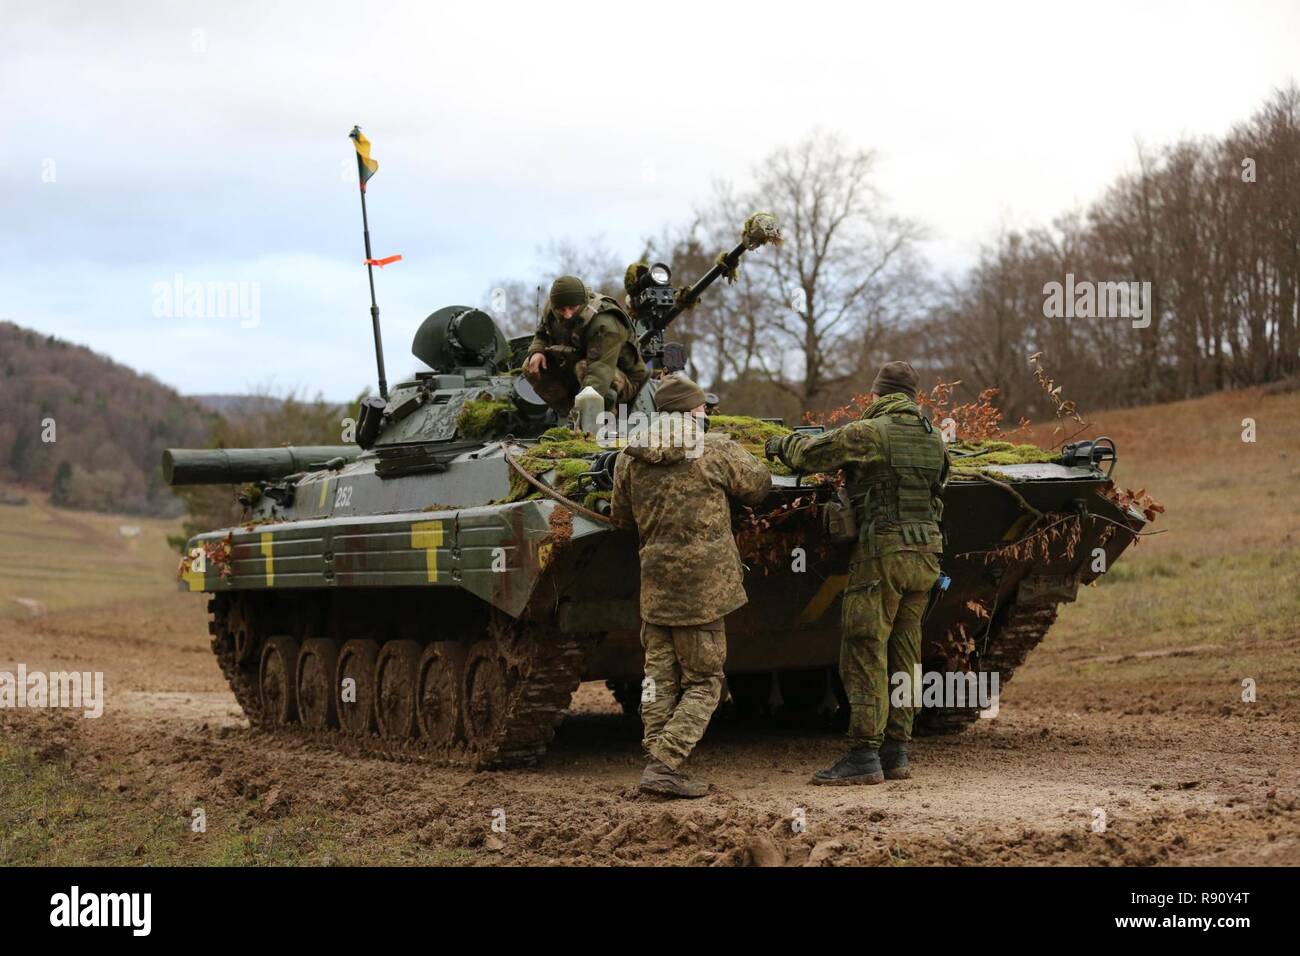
[349,126,378,184]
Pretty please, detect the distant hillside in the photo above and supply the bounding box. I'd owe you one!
[189,394,352,416]
[189,394,286,415]
[0,322,216,516]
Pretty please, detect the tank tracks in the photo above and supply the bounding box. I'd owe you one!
[913,594,1061,736]
[207,594,593,769]
[206,586,1062,755]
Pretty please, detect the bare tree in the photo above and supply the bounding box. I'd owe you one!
[706,131,927,412]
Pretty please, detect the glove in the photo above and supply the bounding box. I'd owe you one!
[763,435,784,462]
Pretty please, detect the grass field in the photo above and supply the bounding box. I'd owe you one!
[1020,385,1300,714]
[0,490,183,619]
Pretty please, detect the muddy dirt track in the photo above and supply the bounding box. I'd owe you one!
[2,590,1297,866]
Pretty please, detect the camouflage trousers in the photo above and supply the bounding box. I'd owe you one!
[640,618,727,770]
[530,350,636,414]
[840,550,941,750]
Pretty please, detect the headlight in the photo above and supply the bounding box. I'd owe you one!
[649,263,671,286]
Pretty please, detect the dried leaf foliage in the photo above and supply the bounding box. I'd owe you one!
[956,513,1084,566]
[1102,485,1166,524]
[1029,352,1088,443]
[807,379,1029,443]
[175,531,234,581]
[732,495,827,574]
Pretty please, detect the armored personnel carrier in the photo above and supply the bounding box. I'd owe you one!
[167,215,1147,767]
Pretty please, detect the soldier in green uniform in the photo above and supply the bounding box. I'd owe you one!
[524,275,649,415]
[610,375,772,797]
[765,361,950,785]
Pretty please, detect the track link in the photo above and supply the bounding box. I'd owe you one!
[913,594,1061,736]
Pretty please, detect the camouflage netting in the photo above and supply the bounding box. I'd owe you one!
[741,212,783,250]
[712,417,1057,481]
[499,419,1063,506]
[947,440,1059,480]
[457,398,515,439]
[505,428,606,508]
[710,415,794,476]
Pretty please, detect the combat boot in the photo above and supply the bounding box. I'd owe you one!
[880,739,911,780]
[809,747,884,786]
[639,758,709,798]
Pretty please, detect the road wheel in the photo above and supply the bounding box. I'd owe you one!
[228,600,259,666]
[375,640,422,741]
[259,635,300,725]
[463,645,509,752]
[296,639,340,729]
[336,639,380,735]
[416,642,466,747]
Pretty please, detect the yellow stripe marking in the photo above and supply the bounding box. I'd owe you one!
[318,479,330,510]
[261,532,274,585]
[410,521,444,582]
[182,558,205,592]
[798,574,848,625]
[1003,514,1035,541]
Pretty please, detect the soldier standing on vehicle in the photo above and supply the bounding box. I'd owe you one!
[524,275,649,415]
[765,361,950,785]
[610,375,772,798]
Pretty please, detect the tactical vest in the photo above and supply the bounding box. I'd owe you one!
[574,293,635,339]
[541,293,634,349]
[846,408,946,556]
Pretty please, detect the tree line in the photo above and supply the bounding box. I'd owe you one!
[485,85,1300,424]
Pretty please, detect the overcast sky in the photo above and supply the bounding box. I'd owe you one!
[3,0,1297,397]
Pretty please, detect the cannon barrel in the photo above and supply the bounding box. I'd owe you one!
[162,446,362,486]
[638,212,782,346]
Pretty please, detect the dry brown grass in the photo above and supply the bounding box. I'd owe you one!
[0,488,183,619]
[1019,386,1300,714]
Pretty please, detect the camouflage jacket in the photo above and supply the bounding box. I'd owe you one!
[527,291,649,397]
[610,415,772,626]
[773,392,952,557]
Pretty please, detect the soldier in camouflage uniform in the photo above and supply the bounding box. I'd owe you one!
[610,375,772,798]
[524,275,649,415]
[765,361,950,785]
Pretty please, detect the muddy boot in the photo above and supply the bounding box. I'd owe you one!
[639,759,709,798]
[810,747,885,786]
[880,739,911,780]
